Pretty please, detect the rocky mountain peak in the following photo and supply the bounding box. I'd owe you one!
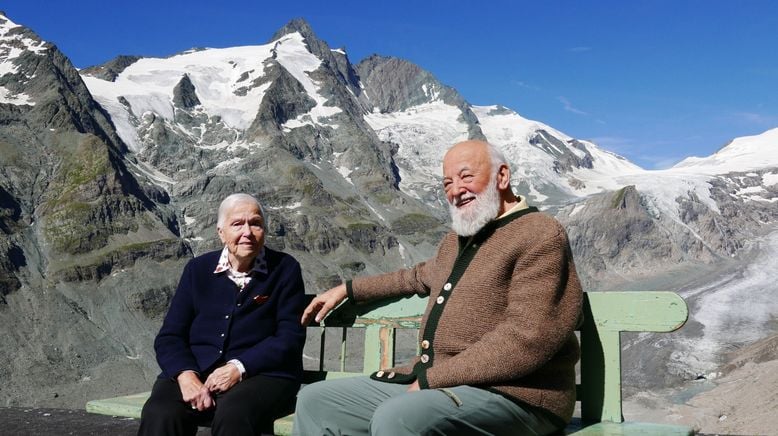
[356,55,484,139]
[1,12,43,43]
[270,18,317,42]
[269,18,333,62]
[1,13,50,82]
[81,55,142,82]
[357,55,437,112]
[266,18,364,111]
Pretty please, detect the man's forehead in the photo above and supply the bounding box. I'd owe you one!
[443,145,490,172]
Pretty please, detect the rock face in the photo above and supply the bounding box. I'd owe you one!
[0,13,185,407]
[79,55,141,82]
[356,55,484,141]
[556,169,778,291]
[623,333,778,435]
[1,12,777,419]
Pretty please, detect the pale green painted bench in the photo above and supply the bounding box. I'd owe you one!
[86,291,694,435]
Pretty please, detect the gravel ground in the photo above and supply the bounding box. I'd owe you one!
[0,408,139,436]
[0,408,209,436]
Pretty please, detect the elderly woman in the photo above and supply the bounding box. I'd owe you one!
[138,193,306,436]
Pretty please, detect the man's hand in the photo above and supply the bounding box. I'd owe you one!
[204,363,241,394]
[177,370,215,411]
[406,380,420,392]
[301,284,348,325]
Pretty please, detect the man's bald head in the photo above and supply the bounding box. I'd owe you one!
[444,140,508,175]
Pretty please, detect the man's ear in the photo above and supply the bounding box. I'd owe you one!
[497,164,511,190]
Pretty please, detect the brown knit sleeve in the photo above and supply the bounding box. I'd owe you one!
[350,260,434,302]
[350,232,455,302]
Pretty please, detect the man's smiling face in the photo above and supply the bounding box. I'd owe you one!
[442,141,502,236]
[442,142,493,209]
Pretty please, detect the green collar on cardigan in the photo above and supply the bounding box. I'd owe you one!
[457,206,539,253]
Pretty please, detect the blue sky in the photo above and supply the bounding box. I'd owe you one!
[4,0,777,169]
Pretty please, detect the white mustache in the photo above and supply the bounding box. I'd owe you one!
[454,194,476,206]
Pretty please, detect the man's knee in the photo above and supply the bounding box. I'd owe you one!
[292,381,344,435]
[369,396,437,436]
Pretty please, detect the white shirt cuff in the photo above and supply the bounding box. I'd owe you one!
[228,359,246,380]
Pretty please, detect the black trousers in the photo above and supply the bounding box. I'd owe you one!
[137,374,299,436]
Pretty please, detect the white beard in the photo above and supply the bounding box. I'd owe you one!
[448,176,501,237]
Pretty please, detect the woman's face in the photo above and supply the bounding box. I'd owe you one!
[217,201,265,269]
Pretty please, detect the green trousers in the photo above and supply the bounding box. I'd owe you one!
[292,376,562,436]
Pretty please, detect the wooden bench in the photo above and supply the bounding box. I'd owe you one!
[86,291,694,435]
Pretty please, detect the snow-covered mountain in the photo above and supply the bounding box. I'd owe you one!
[673,127,778,174]
[83,32,342,153]
[367,100,645,207]
[1,12,777,414]
[80,31,654,215]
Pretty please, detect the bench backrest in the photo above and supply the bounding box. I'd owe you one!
[305,291,688,424]
[579,291,687,423]
[302,294,427,383]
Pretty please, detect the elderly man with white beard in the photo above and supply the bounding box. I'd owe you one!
[293,140,583,436]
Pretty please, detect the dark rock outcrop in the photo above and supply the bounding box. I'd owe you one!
[81,55,142,81]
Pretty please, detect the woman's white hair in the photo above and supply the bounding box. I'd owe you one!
[216,193,265,229]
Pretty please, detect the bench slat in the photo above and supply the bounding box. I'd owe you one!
[86,392,150,419]
[568,421,694,435]
[585,292,688,332]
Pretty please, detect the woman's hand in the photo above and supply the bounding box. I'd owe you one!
[177,370,215,411]
[301,284,348,325]
[204,363,241,393]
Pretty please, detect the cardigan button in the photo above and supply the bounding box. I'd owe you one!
[420,354,429,363]
[436,296,445,304]
[443,283,452,291]
[421,340,430,349]
[220,333,225,337]
[376,370,385,377]
[387,372,396,379]
[225,315,230,319]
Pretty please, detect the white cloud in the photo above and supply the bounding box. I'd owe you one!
[557,96,588,115]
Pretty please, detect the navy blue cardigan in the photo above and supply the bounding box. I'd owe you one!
[154,248,306,382]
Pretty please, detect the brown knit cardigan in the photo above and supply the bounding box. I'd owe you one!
[346,207,583,423]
